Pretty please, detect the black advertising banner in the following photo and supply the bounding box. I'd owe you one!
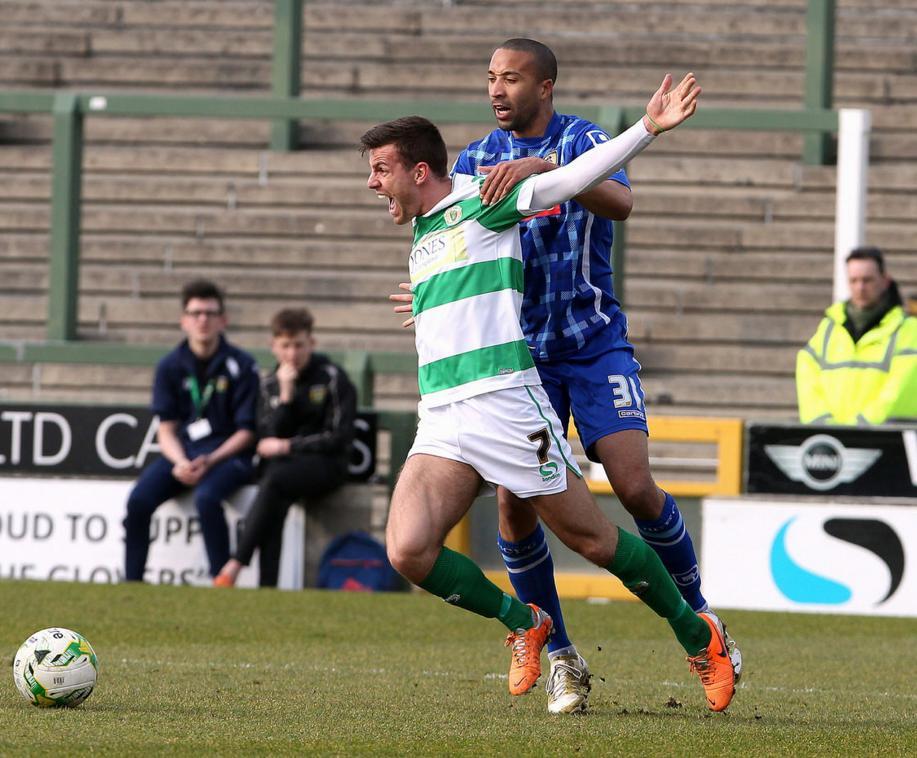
[747,424,917,498]
[0,404,377,482]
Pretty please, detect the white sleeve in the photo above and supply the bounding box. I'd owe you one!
[518,118,655,214]
[452,173,476,193]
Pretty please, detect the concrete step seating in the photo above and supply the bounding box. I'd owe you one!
[2,2,917,110]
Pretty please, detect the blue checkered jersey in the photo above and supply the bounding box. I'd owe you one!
[452,111,630,361]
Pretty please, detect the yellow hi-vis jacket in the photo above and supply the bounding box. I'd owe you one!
[796,299,917,425]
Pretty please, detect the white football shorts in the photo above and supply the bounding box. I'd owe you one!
[408,384,583,498]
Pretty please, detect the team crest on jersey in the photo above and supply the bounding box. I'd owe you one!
[586,130,611,147]
[444,204,463,226]
[544,150,558,166]
[309,385,327,405]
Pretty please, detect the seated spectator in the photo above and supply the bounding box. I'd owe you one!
[796,246,917,425]
[124,279,259,582]
[214,308,357,588]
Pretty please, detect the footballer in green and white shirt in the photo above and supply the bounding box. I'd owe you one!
[409,175,542,407]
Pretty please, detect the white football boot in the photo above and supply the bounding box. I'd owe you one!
[545,653,591,714]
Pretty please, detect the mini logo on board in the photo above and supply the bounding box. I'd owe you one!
[765,434,881,491]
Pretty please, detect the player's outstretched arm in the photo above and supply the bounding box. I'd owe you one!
[526,73,700,211]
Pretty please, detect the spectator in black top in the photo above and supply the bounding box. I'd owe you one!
[214,307,358,588]
[124,279,259,582]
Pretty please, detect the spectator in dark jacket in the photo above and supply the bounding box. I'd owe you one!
[124,279,258,582]
[214,307,357,587]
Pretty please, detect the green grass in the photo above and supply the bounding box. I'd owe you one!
[1,581,915,756]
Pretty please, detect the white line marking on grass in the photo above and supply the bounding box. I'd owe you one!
[658,680,916,699]
[116,660,915,699]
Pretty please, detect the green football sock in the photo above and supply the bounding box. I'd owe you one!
[419,547,533,632]
[606,528,711,654]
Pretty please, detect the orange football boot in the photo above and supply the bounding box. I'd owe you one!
[505,604,553,696]
[687,611,736,712]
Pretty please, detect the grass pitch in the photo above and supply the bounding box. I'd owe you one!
[0,580,914,756]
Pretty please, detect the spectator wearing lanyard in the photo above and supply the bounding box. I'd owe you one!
[123,279,259,582]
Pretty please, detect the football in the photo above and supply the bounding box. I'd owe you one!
[12,628,99,707]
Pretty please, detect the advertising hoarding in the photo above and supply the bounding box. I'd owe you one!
[0,479,304,589]
[703,498,916,617]
[747,424,917,498]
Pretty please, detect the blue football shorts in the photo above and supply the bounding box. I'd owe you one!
[536,327,648,462]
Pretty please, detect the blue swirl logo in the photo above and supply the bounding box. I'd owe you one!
[770,518,851,604]
[770,517,904,606]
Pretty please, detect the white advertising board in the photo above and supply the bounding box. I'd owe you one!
[0,478,304,589]
[702,498,916,617]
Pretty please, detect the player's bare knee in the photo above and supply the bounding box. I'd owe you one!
[386,544,419,582]
[386,540,434,584]
[617,479,663,520]
[577,536,614,567]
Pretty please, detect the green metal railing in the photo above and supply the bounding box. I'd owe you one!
[270,0,303,151]
[804,0,836,165]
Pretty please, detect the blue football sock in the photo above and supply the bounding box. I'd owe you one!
[497,523,572,654]
[633,492,708,612]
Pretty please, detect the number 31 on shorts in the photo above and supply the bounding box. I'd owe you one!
[608,374,644,409]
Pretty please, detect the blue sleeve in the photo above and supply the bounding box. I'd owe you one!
[450,147,476,178]
[151,358,180,421]
[571,124,630,188]
[231,360,260,432]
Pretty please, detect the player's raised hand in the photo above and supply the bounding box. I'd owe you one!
[643,73,701,135]
[389,282,415,328]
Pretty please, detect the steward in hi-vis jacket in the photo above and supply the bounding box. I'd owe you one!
[797,268,917,425]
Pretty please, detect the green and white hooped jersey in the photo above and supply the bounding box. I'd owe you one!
[410,177,543,407]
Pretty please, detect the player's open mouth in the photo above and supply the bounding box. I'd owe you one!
[377,193,397,215]
[493,103,510,118]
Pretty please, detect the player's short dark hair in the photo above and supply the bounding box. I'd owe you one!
[846,246,886,275]
[271,307,314,337]
[359,116,449,178]
[497,38,558,84]
[181,279,224,310]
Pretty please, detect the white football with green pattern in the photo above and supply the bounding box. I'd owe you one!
[12,627,98,707]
